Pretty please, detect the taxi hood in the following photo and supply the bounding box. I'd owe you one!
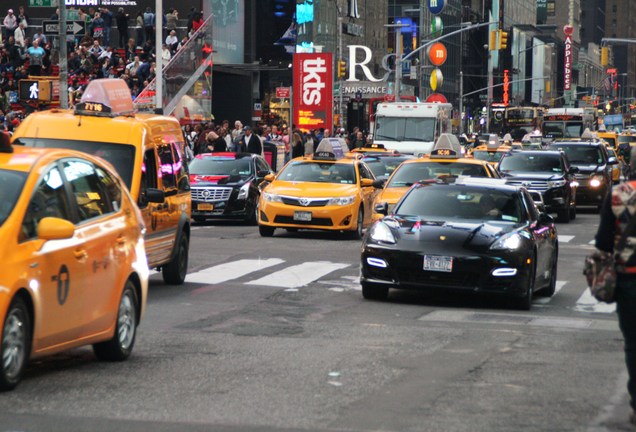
[267,181,358,197]
[377,186,410,204]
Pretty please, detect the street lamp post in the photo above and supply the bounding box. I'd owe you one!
[384,22,408,100]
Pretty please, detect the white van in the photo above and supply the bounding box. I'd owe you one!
[372,102,453,155]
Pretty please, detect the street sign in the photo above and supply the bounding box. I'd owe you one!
[42,20,86,36]
[28,0,58,6]
[427,0,446,15]
[276,87,291,98]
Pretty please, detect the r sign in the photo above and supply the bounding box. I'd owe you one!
[293,53,333,133]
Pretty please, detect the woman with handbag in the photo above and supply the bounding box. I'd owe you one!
[594,147,636,424]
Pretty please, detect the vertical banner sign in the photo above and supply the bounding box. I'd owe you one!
[563,25,573,91]
[293,52,333,133]
[503,69,510,106]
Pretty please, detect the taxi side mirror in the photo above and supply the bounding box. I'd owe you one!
[374,202,388,215]
[145,188,166,204]
[38,217,75,241]
[264,174,276,182]
[372,179,386,189]
[361,178,374,187]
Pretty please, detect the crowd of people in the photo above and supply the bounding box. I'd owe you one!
[0,5,207,119]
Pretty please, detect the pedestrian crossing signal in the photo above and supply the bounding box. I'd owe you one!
[18,79,51,102]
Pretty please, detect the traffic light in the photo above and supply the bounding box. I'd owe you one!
[337,60,347,79]
[601,47,609,66]
[498,30,508,50]
[488,30,497,51]
[18,79,51,102]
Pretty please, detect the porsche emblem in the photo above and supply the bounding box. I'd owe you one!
[439,236,446,241]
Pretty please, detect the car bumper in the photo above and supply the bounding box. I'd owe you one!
[361,244,534,298]
[528,187,570,212]
[574,184,609,205]
[259,201,358,231]
[192,198,250,219]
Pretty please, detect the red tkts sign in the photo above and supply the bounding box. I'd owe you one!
[293,53,333,133]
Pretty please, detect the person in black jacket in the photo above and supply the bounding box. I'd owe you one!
[116,8,129,48]
[241,126,262,155]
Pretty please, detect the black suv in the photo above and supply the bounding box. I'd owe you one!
[189,152,274,224]
[547,141,614,208]
[498,150,578,222]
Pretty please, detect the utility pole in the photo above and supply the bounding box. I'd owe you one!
[338,14,343,129]
[459,71,464,134]
[155,0,163,112]
[59,0,68,109]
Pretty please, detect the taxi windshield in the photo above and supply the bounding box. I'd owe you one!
[471,150,505,163]
[14,138,135,189]
[499,154,563,173]
[396,186,523,223]
[277,161,356,184]
[548,144,604,165]
[387,162,487,187]
[364,156,411,179]
[189,157,252,178]
[0,169,27,227]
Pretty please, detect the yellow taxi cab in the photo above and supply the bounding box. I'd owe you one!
[12,79,191,285]
[258,141,379,238]
[598,130,618,149]
[606,146,622,184]
[349,143,397,155]
[372,134,500,220]
[470,134,512,166]
[0,134,148,391]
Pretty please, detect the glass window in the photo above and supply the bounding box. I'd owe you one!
[139,149,158,208]
[21,167,72,240]
[375,117,435,142]
[471,151,505,164]
[157,143,176,190]
[548,144,604,165]
[171,142,189,192]
[190,157,253,178]
[358,163,374,180]
[95,166,122,212]
[277,161,356,184]
[62,160,109,222]
[499,154,563,173]
[0,169,27,228]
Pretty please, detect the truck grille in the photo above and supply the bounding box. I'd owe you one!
[191,187,232,202]
[505,180,549,191]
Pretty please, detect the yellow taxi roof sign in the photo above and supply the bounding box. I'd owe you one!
[430,133,461,158]
[75,78,134,116]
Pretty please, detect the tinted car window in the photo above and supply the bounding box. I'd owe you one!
[364,156,411,179]
[190,157,253,178]
[15,137,136,190]
[499,153,563,173]
[387,162,487,187]
[277,161,356,184]
[0,169,27,227]
[548,144,605,165]
[158,143,177,190]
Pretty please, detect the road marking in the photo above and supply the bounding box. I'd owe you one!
[558,235,574,243]
[246,261,350,288]
[187,258,285,284]
[573,288,617,314]
[533,280,567,305]
[588,240,596,245]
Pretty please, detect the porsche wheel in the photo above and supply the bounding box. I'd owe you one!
[513,262,535,311]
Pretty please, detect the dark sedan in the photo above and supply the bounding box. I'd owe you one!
[361,179,558,310]
[189,152,273,224]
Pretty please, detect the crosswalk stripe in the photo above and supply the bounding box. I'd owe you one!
[558,235,575,243]
[534,281,567,305]
[246,261,350,288]
[588,240,596,245]
[573,288,616,313]
[187,258,285,284]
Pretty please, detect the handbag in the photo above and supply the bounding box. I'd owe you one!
[584,212,636,303]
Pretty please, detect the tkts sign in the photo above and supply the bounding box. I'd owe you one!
[293,53,333,132]
[563,25,574,91]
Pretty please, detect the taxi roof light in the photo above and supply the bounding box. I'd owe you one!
[429,133,462,159]
[75,78,135,117]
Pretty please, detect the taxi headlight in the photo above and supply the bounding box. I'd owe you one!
[238,182,251,200]
[490,232,522,250]
[369,222,396,244]
[547,179,566,188]
[590,176,603,188]
[262,192,283,203]
[328,195,356,206]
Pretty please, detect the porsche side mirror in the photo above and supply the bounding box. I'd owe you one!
[538,212,554,225]
[374,202,388,215]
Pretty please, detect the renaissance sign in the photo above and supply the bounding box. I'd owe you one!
[293,52,333,132]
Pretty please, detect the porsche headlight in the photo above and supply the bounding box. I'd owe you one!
[262,192,283,202]
[369,222,396,244]
[238,182,251,199]
[547,179,566,188]
[328,195,356,206]
[490,232,522,250]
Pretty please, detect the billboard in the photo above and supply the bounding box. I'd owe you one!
[293,52,333,132]
[212,0,245,64]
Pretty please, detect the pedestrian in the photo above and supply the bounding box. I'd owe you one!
[166,9,178,37]
[241,126,262,155]
[594,147,636,425]
[26,39,45,76]
[231,120,243,141]
[100,7,113,47]
[3,10,17,45]
[291,128,304,159]
[116,8,129,48]
[352,131,365,149]
[143,7,154,45]
[13,22,26,48]
[135,10,144,48]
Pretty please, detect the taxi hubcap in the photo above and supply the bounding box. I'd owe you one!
[117,293,135,350]
[3,311,25,379]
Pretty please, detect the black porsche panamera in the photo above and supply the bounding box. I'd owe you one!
[361,178,558,310]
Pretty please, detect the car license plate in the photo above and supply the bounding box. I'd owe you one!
[293,211,312,221]
[198,203,214,211]
[423,255,453,272]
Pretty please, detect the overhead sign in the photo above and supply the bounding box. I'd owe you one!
[427,0,446,15]
[42,20,86,36]
[428,43,447,67]
[503,69,510,106]
[563,25,573,91]
[293,52,333,133]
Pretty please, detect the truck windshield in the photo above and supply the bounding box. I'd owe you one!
[375,117,436,142]
[13,138,136,189]
[543,121,583,138]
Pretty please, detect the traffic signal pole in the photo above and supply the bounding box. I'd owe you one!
[59,0,68,109]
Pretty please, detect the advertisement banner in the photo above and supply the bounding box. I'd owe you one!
[293,52,333,133]
[563,25,574,91]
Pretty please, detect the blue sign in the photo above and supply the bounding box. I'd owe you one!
[604,114,623,126]
[427,0,446,15]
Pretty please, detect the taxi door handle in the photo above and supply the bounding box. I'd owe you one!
[74,249,88,260]
[115,235,126,246]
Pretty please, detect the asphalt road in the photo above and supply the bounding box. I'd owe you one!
[0,209,632,432]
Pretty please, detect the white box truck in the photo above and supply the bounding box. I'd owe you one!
[372,102,453,155]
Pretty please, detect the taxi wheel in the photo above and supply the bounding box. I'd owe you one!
[93,281,138,362]
[349,208,364,239]
[0,296,31,391]
[361,282,388,301]
[259,225,275,237]
[162,233,189,285]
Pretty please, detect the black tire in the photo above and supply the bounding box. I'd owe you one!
[162,233,189,285]
[557,205,571,223]
[513,260,535,311]
[245,198,258,225]
[0,296,31,391]
[361,282,389,301]
[259,225,275,237]
[349,208,364,239]
[93,281,138,361]
[569,205,576,221]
